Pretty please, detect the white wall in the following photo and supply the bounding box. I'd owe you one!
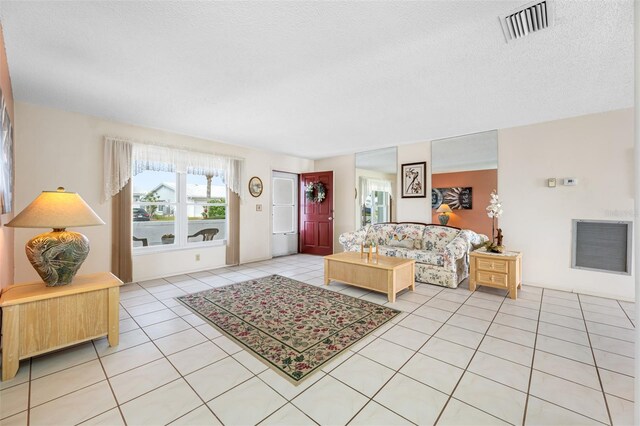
[314,154,355,253]
[396,141,431,222]
[499,108,634,300]
[13,102,314,283]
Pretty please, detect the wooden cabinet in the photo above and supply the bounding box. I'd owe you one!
[469,250,522,299]
[0,272,122,381]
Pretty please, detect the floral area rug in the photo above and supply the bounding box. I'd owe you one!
[177,274,400,384]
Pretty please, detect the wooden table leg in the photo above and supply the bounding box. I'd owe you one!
[388,270,395,303]
[107,287,120,347]
[2,306,20,381]
[324,259,330,285]
[410,262,415,291]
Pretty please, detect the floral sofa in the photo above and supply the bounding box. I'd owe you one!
[339,223,487,288]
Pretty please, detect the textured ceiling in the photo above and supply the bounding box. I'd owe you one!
[0,1,634,159]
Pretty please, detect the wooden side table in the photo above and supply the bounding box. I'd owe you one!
[0,272,122,381]
[469,249,522,300]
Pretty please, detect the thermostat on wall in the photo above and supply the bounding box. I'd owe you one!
[547,178,556,188]
[563,178,578,186]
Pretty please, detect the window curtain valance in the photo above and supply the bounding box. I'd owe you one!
[103,136,244,201]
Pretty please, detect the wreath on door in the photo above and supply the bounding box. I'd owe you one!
[305,181,327,203]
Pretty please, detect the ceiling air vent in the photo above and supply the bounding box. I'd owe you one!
[499,0,554,43]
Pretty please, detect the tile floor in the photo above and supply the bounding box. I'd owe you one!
[0,254,635,425]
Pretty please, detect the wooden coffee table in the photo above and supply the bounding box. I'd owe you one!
[324,252,415,302]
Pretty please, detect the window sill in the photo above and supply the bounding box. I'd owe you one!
[133,240,227,256]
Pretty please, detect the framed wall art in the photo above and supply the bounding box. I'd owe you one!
[432,187,472,210]
[248,176,263,197]
[0,89,13,214]
[401,162,426,198]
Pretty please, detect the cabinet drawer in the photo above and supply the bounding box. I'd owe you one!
[476,271,508,288]
[476,258,508,273]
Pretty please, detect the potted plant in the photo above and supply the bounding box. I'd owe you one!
[485,190,504,253]
[161,233,175,244]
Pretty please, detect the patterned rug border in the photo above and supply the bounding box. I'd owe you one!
[176,274,401,386]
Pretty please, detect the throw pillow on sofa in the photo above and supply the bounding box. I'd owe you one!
[388,233,415,249]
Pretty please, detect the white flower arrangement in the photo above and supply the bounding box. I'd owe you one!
[486,190,503,219]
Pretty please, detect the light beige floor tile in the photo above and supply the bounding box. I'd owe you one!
[541,301,583,319]
[590,334,634,358]
[374,374,448,425]
[606,393,634,426]
[168,341,228,375]
[593,349,634,376]
[29,381,116,426]
[498,304,539,320]
[436,292,469,303]
[419,337,475,369]
[0,362,30,391]
[118,318,139,333]
[231,351,269,374]
[524,396,601,426]
[120,294,157,308]
[581,301,627,318]
[533,351,600,390]
[358,338,414,370]
[414,305,454,322]
[109,358,180,404]
[120,379,201,425]
[487,323,536,348]
[456,305,496,321]
[142,317,192,340]
[170,405,222,425]
[208,377,286,425]
[453,372,526,425]
[0,410,28,426]
[381,325,430,350]
[30,359,105,407]
[212,335,244,354]
[543,294,580,309]
[468,351,530,392]
[320,348,356,373]
[31,342,97,379]
[154,328,207,356]
[539,311,586,331]
[171,305,193,316]
[260,403,317,426]
[350,401,413,425]
[125,301,167,317]
[434,324,484,349]
[424,298,462,313]
[536,335,594,365]
[599,369,634,401]
[292,376,368,425]
[259,368,326,400]
[438,398,509,425]
[331,353,395,397]
[79,408,125,425]
[0,383,29,420]
[398,314,443,335]
[94,328,149,357]
[133,308,178,327]
[586,321,635,342]
[493,312,537,333]
[196,323,223,339]
[537,322,589,346]
[397,291,431,304]
[446,313,491,334]
[384,300,421,313]
[400,353,463,394]
[185,356,252,401]
[529,370,608,424]
[583,310,633,329]
[100,342,164,377]
[182,313,207,326]
[463,297,502,311]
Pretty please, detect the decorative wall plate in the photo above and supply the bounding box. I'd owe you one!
[248,176,263,197]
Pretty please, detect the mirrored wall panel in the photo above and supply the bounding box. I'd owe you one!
[355,147,397,229]
[431,130,497,236]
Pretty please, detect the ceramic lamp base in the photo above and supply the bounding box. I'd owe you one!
[25,230,90,286]
[438,213,450,226]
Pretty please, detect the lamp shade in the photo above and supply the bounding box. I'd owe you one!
[436,203,453,213]
[6,187,104,229]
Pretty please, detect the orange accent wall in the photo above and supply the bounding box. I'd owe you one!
[0,23,15,290]
[432,169,497,238]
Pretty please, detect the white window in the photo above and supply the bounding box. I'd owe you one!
[132,170,227,251]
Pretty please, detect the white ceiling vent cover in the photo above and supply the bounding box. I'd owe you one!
[499,0,555,43]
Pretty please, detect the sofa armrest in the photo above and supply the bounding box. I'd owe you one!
[442,233,470,271]
[339,226,369,252]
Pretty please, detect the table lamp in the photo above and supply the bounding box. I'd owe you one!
[436,203,453,226]
[5,187,104,286]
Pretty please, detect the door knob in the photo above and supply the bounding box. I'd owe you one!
[328,217,333,221]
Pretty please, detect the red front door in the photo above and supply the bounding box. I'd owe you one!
[299,171,333,255]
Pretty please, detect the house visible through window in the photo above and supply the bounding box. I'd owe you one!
[132,170,227,249]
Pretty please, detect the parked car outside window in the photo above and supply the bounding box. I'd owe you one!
[133,207,151,221]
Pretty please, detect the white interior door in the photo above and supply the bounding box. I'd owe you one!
[272,171,298,257]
